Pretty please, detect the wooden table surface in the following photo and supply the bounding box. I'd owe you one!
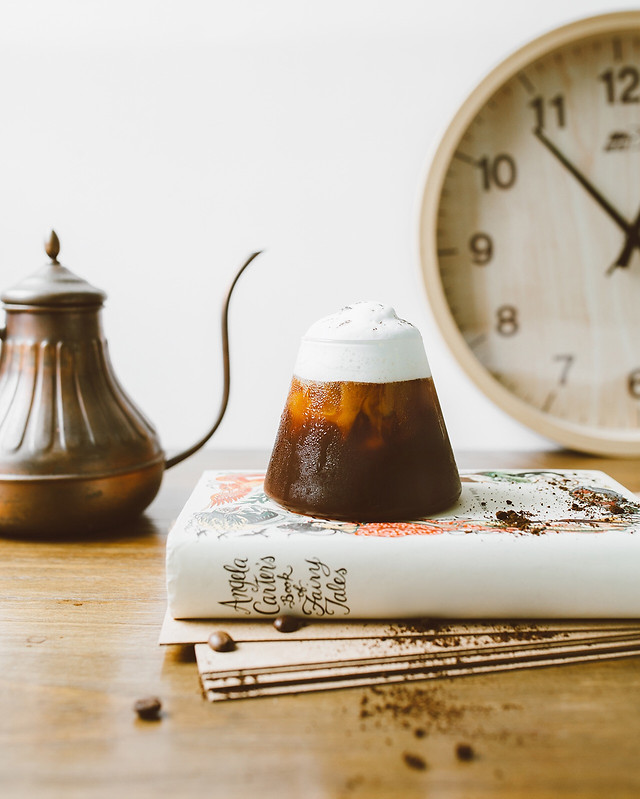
[2,448,640,799]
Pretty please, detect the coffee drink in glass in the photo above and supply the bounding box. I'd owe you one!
[264,302,461,522]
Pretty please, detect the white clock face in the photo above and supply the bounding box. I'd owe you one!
[421,14,640,455]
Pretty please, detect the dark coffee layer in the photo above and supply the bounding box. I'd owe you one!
[264,377,460,522]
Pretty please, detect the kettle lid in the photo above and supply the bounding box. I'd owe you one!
[2,231,107,308]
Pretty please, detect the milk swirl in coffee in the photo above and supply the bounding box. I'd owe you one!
[264,302,461,521]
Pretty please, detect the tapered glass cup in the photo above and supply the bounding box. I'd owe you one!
[264,303,461,522]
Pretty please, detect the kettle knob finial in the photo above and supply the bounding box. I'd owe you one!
[45,230,60,264]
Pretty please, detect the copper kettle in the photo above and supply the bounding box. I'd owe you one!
[0,232,260,537]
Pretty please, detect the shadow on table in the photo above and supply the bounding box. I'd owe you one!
[0,511,162,543]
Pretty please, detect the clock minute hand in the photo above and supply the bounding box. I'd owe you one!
[533,127,630,234]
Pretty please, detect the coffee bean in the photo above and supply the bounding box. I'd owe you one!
[133,696,162,721]
[403,752,427,771]
[455,743,475,761]
[273,614,303,633]
[208,630,236,652]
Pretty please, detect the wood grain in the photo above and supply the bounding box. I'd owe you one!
[1,449,640,798]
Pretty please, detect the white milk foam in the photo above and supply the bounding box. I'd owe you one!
[293,302,431,384]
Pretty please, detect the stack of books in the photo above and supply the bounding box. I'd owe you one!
[163,468,640,701]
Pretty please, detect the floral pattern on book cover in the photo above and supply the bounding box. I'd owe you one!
[187,471,640,539]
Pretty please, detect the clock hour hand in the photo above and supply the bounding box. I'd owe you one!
[533,127,630,234]
[607,207,640,275]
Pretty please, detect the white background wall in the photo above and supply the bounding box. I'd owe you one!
[0,0,636,456]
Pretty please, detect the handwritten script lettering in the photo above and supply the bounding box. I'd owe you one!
[301,558,350,616]
[218,555,350,617]
[217,558,257,614]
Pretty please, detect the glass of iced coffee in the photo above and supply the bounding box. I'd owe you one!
[264,302,461,521]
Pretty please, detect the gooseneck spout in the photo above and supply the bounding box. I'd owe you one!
[164,251,262,470]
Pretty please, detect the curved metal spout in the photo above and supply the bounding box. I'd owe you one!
[164,251,262,470]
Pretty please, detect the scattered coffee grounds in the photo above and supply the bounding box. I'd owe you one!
[208,630,236,652]
[455,742,475,761]
[273,614,304,633]
[495,509,535,529]
[359,683,467,732]
[384,618,557,652]
[133,696,162,721]
[566,485,640,523]
[385,618,442,636]
[495,509,547,534]
[403,752,427,771]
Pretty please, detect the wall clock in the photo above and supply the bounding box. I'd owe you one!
[418,11,640,456]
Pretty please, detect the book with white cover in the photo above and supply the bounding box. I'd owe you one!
[165,469,640,620]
